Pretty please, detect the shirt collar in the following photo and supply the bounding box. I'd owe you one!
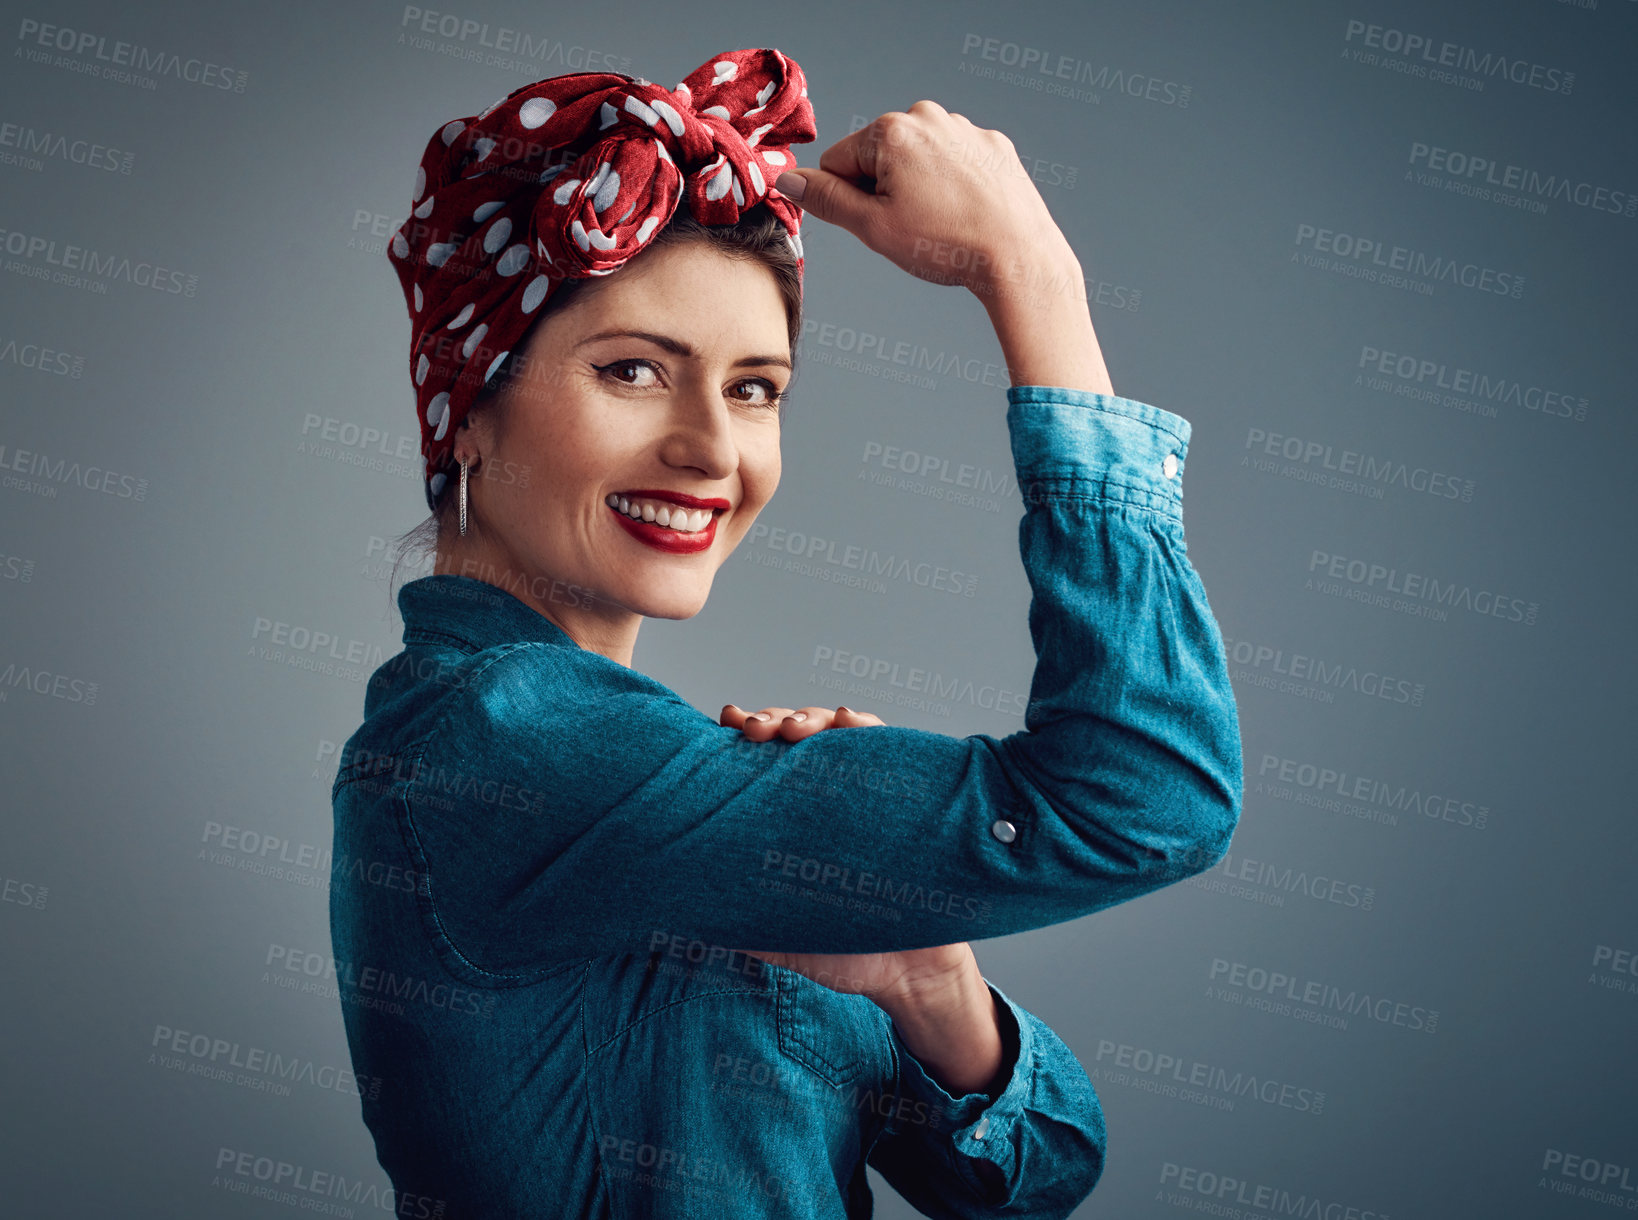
[397,574,579,654]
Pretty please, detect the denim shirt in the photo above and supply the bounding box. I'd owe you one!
[329,386,1244,1219]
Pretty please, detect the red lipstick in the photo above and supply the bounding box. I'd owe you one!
[614,489,732,511]
[607,489,730,555]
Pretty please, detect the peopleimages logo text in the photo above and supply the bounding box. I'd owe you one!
[1209,958,1439,1033]
[1343,19,1574,94]
[1293,223,1524,297]
[1160,1162,1390,1218]
[1409,143,1634,218]
[1306,549,1539,626]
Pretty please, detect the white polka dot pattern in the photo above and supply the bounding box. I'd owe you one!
[388,48,815,509]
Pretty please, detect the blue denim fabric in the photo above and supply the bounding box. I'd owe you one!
[329,386,1244,1218]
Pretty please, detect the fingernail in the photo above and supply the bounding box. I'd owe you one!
[786,712,807,723]
[775,171,806,201]
[836,706,852,716]
[750,712,771,722]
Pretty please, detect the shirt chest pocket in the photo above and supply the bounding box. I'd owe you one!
[772,967,884,1090]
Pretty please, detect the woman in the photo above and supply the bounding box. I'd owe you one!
[331,47,1243,1218]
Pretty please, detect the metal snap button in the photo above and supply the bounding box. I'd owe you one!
[990,819,1017,844]
[1163,452,1179,479]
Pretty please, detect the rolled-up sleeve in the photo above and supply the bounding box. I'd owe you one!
[399,387,1244,967]
[869,979,1104,1218]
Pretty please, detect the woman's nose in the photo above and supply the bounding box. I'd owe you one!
[664,389,739,477]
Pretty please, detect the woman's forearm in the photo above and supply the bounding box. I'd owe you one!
[974,243,1116,397]
[877,959,1011,1097]
[875,245,1108,1098]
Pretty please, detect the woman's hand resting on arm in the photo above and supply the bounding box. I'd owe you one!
[773,99,1115,395]
[718,702,1009,1096]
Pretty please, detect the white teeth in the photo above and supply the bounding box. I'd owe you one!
[604,493,715,533]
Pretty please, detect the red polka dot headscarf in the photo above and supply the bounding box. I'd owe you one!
[388,47,817,509]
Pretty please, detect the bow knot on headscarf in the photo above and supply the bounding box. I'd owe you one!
[389,48,817,506]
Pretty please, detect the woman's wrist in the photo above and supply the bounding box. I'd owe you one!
[971,244,1115,396]
[877,958,1009,1097]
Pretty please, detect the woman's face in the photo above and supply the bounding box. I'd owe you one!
[444,238,791,661]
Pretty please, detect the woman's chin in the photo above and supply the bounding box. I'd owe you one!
[624,581,714,622]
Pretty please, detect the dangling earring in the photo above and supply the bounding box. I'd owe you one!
[458,458,469,537]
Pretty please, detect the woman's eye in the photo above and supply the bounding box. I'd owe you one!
[733,379,785,410]
[600,359,660,388]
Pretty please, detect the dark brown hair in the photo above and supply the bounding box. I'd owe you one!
[388,202,804,593]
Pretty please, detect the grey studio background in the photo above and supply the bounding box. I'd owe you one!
[1,0,1633,1215]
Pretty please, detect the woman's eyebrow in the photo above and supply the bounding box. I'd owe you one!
[574,328,791,371]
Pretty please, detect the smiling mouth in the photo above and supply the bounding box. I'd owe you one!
[605,488,731,534]
[602,491,729,556]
